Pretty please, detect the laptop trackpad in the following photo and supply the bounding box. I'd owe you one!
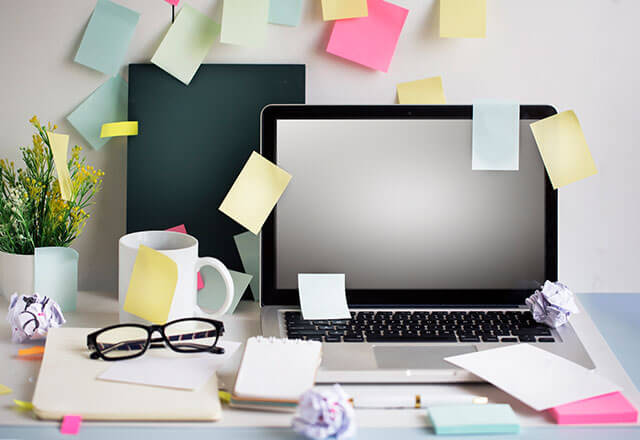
[374,346,477,369]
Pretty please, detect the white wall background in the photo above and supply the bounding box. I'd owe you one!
[0,0,637,294]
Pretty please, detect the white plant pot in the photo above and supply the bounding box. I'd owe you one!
[0,250,34,301]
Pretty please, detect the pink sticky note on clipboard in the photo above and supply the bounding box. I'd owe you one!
[61,414,82,434]
[326,0,408,72]
[167,224,204,290]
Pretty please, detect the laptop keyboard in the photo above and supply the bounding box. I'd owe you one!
[284,310,554,343]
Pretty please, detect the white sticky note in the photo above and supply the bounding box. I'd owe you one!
[472,100,520,170]
[97,341,241,390]
[445,344,620,411]
[298,274,350,320]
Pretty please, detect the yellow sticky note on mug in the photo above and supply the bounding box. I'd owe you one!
[530,110,597,189]
[123,245,178,324]
[321,0,368,21]
[440,0,486,38]
[47,131,73,201]
[397,76,446,104]
[219,151,292,235]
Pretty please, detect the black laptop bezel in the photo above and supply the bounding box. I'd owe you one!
[260,105,558,307]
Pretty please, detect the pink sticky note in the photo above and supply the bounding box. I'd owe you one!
[549,392,638,425]
[61,415,82,434]
[166,224,204,289]
[326,0,408,72]
[164,0,180,6]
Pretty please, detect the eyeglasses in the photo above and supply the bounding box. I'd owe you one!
[87,318,225,361]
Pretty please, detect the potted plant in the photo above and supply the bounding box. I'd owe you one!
[0,116,103,306]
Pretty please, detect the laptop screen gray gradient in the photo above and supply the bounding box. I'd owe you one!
[274,119,545,290]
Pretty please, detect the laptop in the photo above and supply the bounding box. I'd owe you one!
[259,105,594,383]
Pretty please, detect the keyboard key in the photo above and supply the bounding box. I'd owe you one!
[343,336,364,342]
[512,328,551,336]
[538,337,556,343]
[481,336,499,342]
[366,335,457,343]
[518,335,536,342]
[324,336,342,343]
[459,336,480,343]
[500,337,518,343]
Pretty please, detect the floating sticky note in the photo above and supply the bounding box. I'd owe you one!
[61,415,82,435]
[123,245,178,324]
[269,0,303,26]
[100,121,138,138]
[34,247,79,312]
[199,267,252,315]
[234,231,259,301]
[165,0,180,5]
[219,151,292,235]
[550,392,638,425]
[167,224,204,289]
[67,75,128,150]
[472,100,520,170]
[46,132,73,201]
[428,404,520,435]
[221,0,269,47]
[17,346,45,357]
[440,0,486,38]
[74,0,140,75]
[14,400,34,410]
[151,4,221,86]
[326,0,408,72]
[321,0,368,21]
[397,76,446,104]
[298,274,350,320]
[0,384,13,395]
[530,110,597,189]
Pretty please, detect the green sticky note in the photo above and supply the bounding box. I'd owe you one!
[151,4,221,86]
[34,247,79,312]
[269,0,303,27]
[428,404,520,435]
[198,267,252,314]
[221,0,269,47]
[67,75,127,150]
[74,0,140,75]
[234,231,259,301]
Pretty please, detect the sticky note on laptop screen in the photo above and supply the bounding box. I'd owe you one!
[397,76,446,105]
[429,404,519,435]
[298,274,350,320]
[472,100,520,170]
[530,110,597,189]
[440,0,486,38]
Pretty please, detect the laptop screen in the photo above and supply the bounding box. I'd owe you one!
[274,119,546,291]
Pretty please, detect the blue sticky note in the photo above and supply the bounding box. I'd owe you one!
[74,0,140,75]
[269,0,303,26]
[472,100,520,170]
[34,247,79,312]
[67,75,127,150]
[234,232,259,301]
[198,267,253,315]
[428,404,520,435]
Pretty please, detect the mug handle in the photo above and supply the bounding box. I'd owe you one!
[193,257,234,318]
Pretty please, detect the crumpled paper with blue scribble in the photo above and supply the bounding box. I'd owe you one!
[525,281,579,328]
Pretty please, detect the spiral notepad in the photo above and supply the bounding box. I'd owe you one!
[231,337,322,410]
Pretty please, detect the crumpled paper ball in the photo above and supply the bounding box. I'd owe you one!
[525,281,579,328]
[292,384,356,440]
[7,293,65,343]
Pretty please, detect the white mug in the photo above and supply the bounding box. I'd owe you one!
[118,231,234,323]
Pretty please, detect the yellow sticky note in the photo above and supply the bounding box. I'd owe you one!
[123,245,178,324]
[219,151,292,235]
[530,110,597,189]
[440,0,486,38]
[321,0,368,21]
[397,76,446,104]
[14,399,34,410]
[17,346,45,357]
[0,384,12,395]
[47,131,73,201]
[100,121,138,138]
[218,390,231,404]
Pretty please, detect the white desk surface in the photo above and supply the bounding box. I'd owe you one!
[1,291,639,430]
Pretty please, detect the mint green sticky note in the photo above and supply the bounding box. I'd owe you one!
[428,404,520,435]
[74,0,140,75]
[269,0,303,26]
[234,232,259,301]
[151,4,221,86]
[221,0,269,47]
[198,267,252,315]
[67,75,127,150]
[34,247,79,312]
[472,100,520,170]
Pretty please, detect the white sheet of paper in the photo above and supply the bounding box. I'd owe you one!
[97,341,241,390]
[445,344,620,411]
[298,274,350,320]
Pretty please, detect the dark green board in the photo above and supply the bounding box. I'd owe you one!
[127,64,305,299]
